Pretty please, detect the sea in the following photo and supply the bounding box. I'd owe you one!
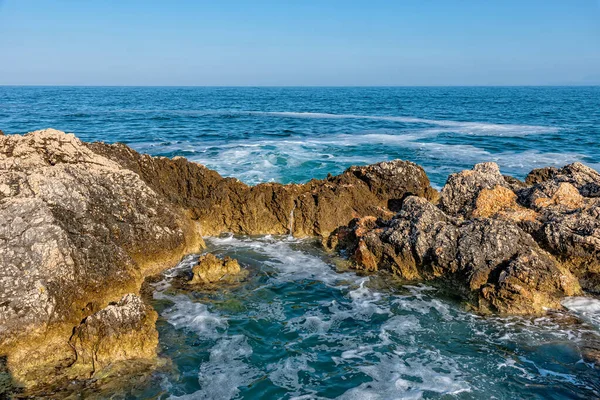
[1,86,599,399]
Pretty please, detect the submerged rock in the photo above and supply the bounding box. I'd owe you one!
[189,253,246,285]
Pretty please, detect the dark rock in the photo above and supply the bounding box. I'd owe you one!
[331,196,580,314]
[525,167,559,185]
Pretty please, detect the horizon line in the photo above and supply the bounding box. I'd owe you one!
[0,84,599,88]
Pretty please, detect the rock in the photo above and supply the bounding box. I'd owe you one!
[1,129,436,391]
[88,141,437,238]
[525,167,559,185]
[0,129,204,387]
[440,162,510,218]
[333,196,581,314]
[524,163,600,197]
[516,163,600,293]
[189,253,246,284]
[68,294,158,377]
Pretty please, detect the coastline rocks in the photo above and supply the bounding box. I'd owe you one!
[0,129,204,387]
[68,294,159,377]
[88,141,437,238]
[328,161,600,314]
[189,253,246,285]
[1,129,435,391]
[516,166,600,293]
[329,196,581,314]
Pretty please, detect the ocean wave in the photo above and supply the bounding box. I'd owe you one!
[245,111,560,136]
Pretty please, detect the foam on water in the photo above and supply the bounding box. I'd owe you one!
[562,297,600,328]
[246,111,560,136]
[153,237,600,398]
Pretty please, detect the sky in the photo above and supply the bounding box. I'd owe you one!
[0,0,599,86]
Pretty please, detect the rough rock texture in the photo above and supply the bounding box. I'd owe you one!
[3,129,599,392]
[328,196,581,314]
[68,294,158,377]
[329,161,600,314]
[517,163,600,293]
[0,129,437,392]
[0,129,204,387]
[189,253,245,284]
[440,162,510,217]
[87,142,437,238]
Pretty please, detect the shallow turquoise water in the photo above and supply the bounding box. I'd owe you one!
[144,236,600,399]
[2,87,599,398]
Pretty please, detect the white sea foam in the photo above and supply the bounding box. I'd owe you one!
[562,296,600,328]
[247,111,559,136]
[337,350,470,400]
[172,335,260,400]
[268,354,316,392]
[158,294,227,337]
[207,235,358,286]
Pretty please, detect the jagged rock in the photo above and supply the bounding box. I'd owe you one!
[525,167,559,185]
[1,129,436,390]
[88,142,437,238]
[516,163,600,293]
[68,294,158,377]
[0,129,204,387]
[331,196,581,314]
[440,162,510,218]
[189,253,246,284]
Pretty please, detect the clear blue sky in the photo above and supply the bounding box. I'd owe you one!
[1,0,599,86]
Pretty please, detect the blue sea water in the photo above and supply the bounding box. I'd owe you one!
[1,87,600,399]
[0,86,598,187]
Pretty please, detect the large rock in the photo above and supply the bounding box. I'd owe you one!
[0,129,437,391]
[517,163,600,293]
[0,129,204,387]
[328,196,581,314]
[88,142,438,238]
[439,162,510,217]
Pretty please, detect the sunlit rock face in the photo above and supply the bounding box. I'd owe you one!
[2,129,599,395]
[0,129,204,387]
[328,161,600,315]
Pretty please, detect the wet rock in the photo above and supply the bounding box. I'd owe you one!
[332,196,581,314]
[189,253,246,285]
[68,294,158,377]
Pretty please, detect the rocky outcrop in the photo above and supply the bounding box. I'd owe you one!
[87,142,437,238]
[2,128,598,393]
[0,129,437,392]
[0,129,204,388]
[329,161,600,315]
[327,196,580,314]
[68,294,158,377]
[516,163,600,293]
[189,253,246,285]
